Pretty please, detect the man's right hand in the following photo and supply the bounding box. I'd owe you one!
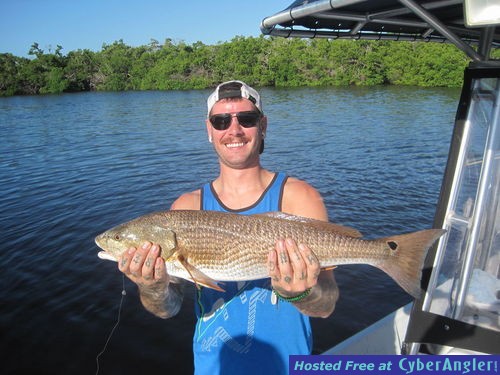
[118,241,184,319]
[118,241,169,287]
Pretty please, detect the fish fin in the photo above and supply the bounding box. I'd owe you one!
[176,253,225,292]
[150,226,177,259]
[376,229,446,298]
[321,265,338,271]
[255,212,363,238]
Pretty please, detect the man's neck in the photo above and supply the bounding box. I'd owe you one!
[212,165,275,210]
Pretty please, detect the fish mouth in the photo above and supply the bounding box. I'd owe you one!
[95,233,105,249]
[97,251,117,261]
[95,234,118,262]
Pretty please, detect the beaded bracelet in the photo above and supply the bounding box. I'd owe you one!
[273,287,312,303]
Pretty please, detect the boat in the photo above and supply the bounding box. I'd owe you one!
[261,0,499,355]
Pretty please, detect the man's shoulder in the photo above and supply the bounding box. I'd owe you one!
[282,177,328,220]
[284,176,319,197]
[170,189,201,210]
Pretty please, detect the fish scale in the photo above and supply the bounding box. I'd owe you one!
[95,210,445,297]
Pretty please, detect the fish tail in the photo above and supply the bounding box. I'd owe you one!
[376,229,445,298]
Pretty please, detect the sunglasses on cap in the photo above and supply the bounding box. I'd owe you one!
[208,111,262,131]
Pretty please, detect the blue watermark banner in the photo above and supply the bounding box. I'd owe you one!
[290,355,499,375]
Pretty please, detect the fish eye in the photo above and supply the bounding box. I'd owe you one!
[114,234,121,240]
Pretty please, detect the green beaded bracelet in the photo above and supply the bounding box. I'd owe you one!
[273,287,312,302]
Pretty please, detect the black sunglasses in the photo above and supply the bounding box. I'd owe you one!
[209,111,261,130]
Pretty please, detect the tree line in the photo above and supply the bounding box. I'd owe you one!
[0,36,490,96]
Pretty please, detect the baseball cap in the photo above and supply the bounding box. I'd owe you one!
[207,80,263,115]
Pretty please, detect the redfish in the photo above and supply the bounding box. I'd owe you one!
[95,210,444,297]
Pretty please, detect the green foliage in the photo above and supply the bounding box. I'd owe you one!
[98,40,134,91]
[0,53,28,96]
[40,67,68,94]
[0,36,490,96]
[64,49,100,91]
[382,42,468,87]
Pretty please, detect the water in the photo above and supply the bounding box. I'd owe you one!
[0,86,459,374]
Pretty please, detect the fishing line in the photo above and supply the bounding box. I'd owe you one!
[95,274,126,375]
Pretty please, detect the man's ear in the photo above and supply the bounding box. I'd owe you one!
[260,115,268,136]
[206,119,213,142]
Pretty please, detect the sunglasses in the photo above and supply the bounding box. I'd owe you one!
[209,111,261,130]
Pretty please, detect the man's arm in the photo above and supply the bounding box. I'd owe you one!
[268,177,339,318]
[119,242,184,319]
[118,190,201,319]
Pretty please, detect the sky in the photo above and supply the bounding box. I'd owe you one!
[0,0,293,57]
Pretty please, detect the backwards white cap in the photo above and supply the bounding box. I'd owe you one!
[207,80,263,115]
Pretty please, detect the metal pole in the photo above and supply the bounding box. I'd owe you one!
[453,78,500,319]
[398,0,483,61]
[261,0,367,34]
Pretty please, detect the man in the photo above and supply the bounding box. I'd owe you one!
[118,81,339,374]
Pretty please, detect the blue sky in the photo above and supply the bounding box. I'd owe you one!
[0,0,292,57]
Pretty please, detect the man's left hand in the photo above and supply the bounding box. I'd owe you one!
[268,238,321,297]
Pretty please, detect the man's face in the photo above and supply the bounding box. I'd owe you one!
[206,98,267,170]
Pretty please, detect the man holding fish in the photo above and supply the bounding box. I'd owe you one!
[118,81,339,374]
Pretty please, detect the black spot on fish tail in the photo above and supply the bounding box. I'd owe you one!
[376,229,446,298]
[387,241,398,251]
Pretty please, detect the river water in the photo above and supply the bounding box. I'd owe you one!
[0,85,459,374]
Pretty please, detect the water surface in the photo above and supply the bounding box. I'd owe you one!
[0,86,459,374]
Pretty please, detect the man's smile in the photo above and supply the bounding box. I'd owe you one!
[225,142,247,148]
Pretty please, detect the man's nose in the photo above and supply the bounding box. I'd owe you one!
[227,115,245,133]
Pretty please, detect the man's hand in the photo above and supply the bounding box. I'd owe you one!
[118,242,183,319]
[268,238,321,298]
[118,241,168,288]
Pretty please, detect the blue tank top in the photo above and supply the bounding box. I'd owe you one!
[193,172,312,375]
